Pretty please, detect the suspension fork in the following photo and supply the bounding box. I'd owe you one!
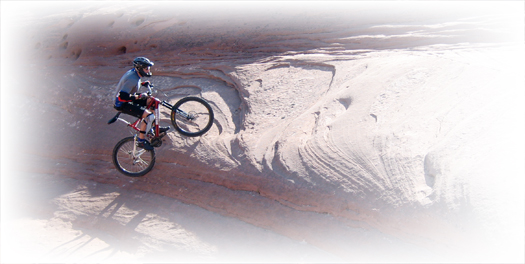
[132,134,138,156]
[131,134,147,160]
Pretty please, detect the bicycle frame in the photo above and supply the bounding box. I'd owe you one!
[110,96,195,138]
[112,95,175,138]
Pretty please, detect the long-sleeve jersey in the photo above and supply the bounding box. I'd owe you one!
[114,68,142,107]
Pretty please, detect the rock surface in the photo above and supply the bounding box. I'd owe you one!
[2,2,524,262]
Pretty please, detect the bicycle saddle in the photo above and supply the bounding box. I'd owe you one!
[107,112,121,124]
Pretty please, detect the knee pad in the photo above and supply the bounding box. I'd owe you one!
[145,114,155,124]
[145,114,155,133]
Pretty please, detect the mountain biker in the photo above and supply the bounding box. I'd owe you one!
[114,57,169,150]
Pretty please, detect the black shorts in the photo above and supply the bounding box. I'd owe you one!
[116,98,148,118]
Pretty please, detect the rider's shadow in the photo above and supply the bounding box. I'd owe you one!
[47,192,148,260]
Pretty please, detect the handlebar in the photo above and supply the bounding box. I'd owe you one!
[141,81,154,96]
[147,83,153,96]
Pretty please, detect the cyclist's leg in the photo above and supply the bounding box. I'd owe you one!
[120,102,149,139]
[141,110,154,139]
[135,98,153,139]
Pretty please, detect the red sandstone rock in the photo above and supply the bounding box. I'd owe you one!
[2,2,524,262]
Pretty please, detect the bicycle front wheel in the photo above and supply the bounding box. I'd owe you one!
[112,136,156,177]
[171,97,214,137]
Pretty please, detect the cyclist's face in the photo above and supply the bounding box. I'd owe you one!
[143,66,151,74]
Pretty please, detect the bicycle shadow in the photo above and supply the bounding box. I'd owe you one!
[40,180,222,263]
[45,192,145,261]
[25,174,341,263]
[5,172,342,263]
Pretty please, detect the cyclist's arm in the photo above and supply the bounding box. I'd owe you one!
[118,91,145,102]
[117,91,143,102]
[117,91,133,102]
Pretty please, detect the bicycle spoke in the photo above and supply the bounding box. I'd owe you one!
[170,97,214,137]
[113,137,155,176]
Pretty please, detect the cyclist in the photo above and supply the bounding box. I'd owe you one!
[114,57,169,150]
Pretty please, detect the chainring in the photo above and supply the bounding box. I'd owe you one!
[150,138,162,148]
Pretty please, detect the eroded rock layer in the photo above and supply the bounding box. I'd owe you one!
[4,2,524,262]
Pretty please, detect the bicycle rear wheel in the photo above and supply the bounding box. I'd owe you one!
[171,97,214,137]
[112,136,156,177]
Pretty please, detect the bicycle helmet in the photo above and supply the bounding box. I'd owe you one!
[133,57,154,77]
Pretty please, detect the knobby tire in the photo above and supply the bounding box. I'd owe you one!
[170,97,214,137]
[112,136,156,177]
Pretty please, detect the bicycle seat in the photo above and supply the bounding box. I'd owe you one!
[108,112,121,124]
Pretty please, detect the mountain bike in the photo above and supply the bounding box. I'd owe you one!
[107,85,214,177]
